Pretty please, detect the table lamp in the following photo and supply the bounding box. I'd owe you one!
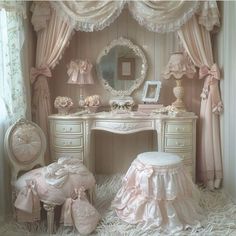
[67,59,94,107]
[162,52,196,110]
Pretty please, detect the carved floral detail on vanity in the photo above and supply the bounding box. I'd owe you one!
[93,120,154,133]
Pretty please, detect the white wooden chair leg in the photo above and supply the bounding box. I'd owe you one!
[43,203,55,235]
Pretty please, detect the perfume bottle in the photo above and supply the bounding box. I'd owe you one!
[78,95,85,107]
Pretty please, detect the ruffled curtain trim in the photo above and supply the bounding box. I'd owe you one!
[128,1,200,33]
[197,1,220,31]
[49,1,126,32]
[31,1,220,33]
[112,159,203,232]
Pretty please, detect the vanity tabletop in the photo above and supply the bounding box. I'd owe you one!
[49,111,197,120]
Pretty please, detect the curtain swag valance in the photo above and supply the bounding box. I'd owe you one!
[31,1,220,33]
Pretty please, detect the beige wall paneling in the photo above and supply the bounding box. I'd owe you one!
[51,8,202,174]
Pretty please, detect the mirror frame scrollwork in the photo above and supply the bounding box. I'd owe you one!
[96,37,148,97]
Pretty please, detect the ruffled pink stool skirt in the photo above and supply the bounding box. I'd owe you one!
[112,152,203,234]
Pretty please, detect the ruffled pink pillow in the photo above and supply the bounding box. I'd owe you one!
[61,188,100,235]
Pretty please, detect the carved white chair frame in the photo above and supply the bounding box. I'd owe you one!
[4,118,55,234]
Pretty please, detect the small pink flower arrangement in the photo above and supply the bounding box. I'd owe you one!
[54,96,73,115]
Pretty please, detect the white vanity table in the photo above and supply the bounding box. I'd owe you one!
[49,37,197,181]
[49,112,197,181]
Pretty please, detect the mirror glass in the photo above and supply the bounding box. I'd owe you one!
[96,38,147,96]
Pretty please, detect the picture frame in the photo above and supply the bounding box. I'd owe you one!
[118,57,135,80]
[142,80,162,103]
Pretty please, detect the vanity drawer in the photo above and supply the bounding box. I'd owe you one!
[165,136,192,148]
[55,123,83,134]
[54,137,83,148]
[165,122,192,134]
[53,150,83,161]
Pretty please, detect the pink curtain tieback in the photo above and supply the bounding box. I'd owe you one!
[199,64,220,82]
[30,65,52,84]
[14,179,40,213]
[199,64,220,100]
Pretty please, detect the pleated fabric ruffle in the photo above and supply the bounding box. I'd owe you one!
[112,159,203,234]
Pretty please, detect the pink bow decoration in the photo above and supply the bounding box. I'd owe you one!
[30,65,52,84]
[135,161,153,196]
[60,198,74,226]
[199,64,220,81]
[200,88,209,100]
[14,179,40,213]
[135,161,153,178]
[76,186,86,199]
[67,61,79,82]
[78,60,92,74]
[212,101,224,114]
[60,187,87,226]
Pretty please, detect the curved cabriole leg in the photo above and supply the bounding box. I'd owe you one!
[43,203,55,235]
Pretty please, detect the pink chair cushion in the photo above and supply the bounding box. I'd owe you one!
[14,162,95,206]
[11,125,42,163]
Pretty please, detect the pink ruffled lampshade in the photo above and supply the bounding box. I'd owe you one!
[162,52,196,80]
[67,59,94,85]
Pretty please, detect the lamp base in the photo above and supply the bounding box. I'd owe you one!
[172,79,186,111]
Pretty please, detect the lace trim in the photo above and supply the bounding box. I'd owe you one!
[128,1,200,33]
[49,1,126,32]
[197,1,220,31]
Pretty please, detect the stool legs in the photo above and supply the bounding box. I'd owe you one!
[43,203,55,235]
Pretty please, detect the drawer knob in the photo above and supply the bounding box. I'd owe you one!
[70,127,72,131]
[176,142,185,147]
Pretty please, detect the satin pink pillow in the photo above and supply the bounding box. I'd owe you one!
[61,188,100,234]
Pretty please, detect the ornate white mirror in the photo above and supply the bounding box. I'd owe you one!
[96,37,148,111]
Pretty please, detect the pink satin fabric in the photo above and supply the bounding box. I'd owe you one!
[199,64,223,114]
[199,63,220,81]
[14,158,95,222]
[14,179,41,222]
[112,159,203,233]
[60,187,100,235]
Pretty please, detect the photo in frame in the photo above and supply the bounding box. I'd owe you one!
[142,80,162,103]
[118,57,135,80]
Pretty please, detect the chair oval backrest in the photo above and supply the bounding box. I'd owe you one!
[4,118,46,182]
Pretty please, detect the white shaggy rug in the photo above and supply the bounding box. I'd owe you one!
[1,175,236,236]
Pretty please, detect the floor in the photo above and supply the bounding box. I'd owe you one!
[1,175,236,236]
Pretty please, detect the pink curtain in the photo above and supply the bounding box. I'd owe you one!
[178,16,223,189]
[31,4,74,163]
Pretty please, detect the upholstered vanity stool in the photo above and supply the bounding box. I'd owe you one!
[112,152,203,234]
[4,118,95,234]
